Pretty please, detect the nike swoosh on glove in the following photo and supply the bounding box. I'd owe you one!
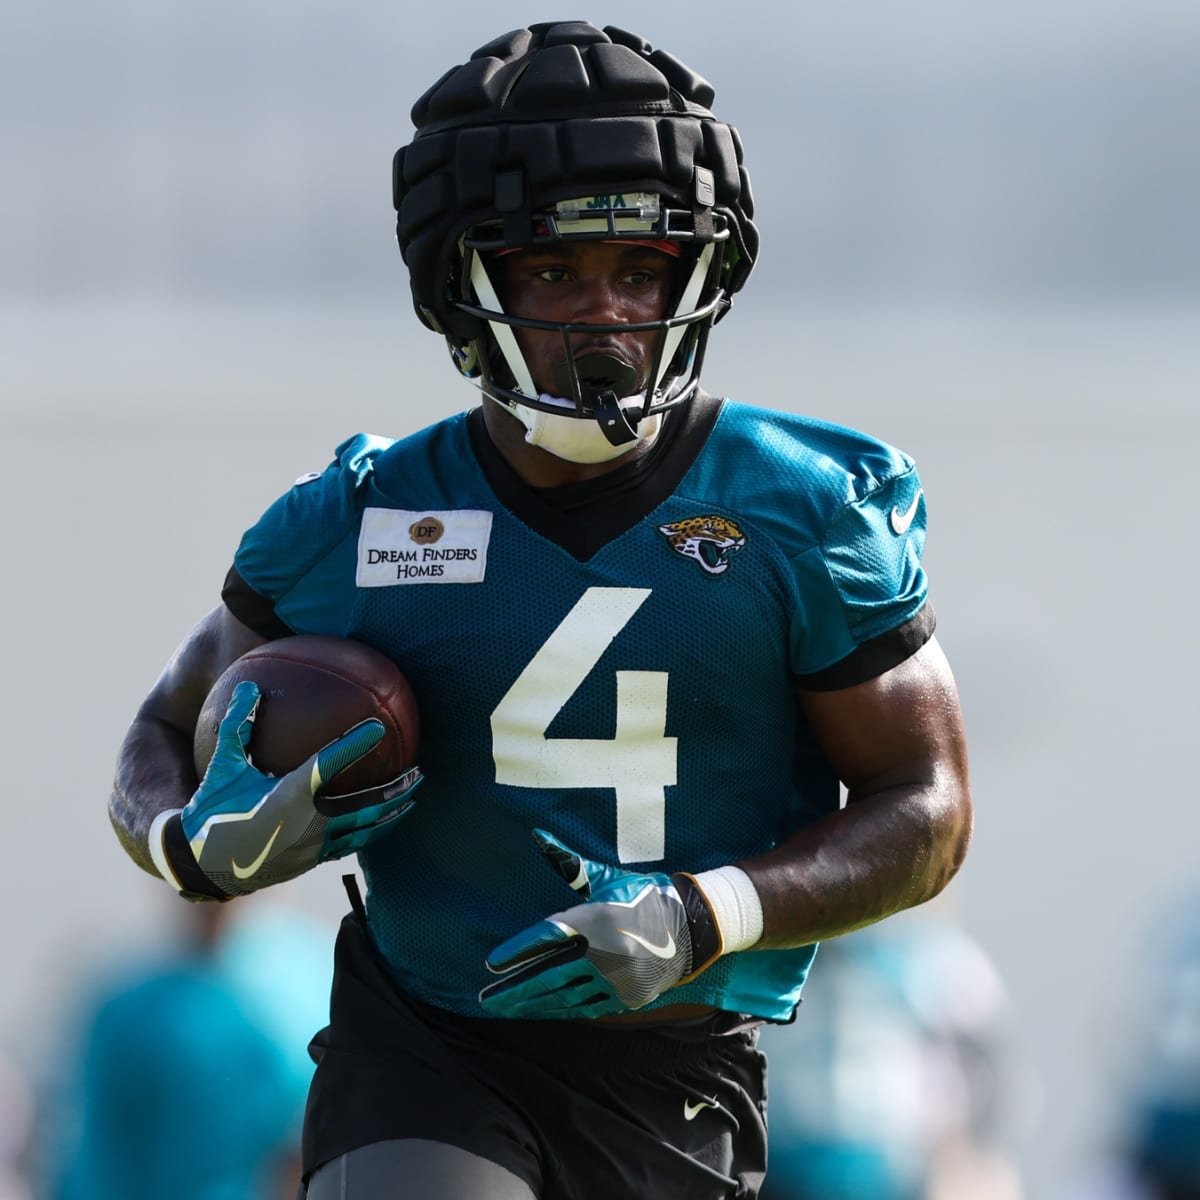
[152,680,421,901]
[478,830,722,1020]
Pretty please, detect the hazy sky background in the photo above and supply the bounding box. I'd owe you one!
[3,4,1199,1198]
[5,0,1200,305]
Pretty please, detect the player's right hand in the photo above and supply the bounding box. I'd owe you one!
[150,681,421,901]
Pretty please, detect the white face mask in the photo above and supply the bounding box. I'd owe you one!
[508,393,663,464]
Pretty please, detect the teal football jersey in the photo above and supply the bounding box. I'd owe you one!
[224,396,931,1021]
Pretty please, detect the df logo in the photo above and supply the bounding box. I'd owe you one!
[409,517,444,545]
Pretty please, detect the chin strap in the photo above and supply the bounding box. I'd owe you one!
[519,398,662,464]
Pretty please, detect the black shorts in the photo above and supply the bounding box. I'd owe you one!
[301,912,769,1199]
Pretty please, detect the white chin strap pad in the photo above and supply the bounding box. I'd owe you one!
[520,395,662,464]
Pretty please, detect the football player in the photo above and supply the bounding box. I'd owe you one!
[110,21,973,1200]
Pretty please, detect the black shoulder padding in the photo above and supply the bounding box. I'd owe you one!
[394,21,758,337]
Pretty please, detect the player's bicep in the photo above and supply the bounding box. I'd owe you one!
[136,605,269,739]
[797,635,968,802]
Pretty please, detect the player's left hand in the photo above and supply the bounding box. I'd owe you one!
[479,830,721,1019]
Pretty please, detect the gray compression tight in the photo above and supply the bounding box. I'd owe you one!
[305,1138,537,1199]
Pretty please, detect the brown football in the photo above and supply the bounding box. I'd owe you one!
[193,636,419,797]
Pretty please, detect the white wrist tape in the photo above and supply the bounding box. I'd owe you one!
[692,865,764,953]
[148,808,185,893]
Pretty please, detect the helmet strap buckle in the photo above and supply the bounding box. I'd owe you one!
[593,390,641,447]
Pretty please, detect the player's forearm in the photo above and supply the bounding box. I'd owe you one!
[109,714,199,877]
[740,771,972,950]
[110,606,269,876]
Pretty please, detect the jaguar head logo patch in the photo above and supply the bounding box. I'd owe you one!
[657,515,747,576]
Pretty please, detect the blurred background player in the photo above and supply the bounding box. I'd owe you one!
[108,21,973,1199]
[35,897,332,1200]
[1123,889,1200,1200]
[1066,888,1200,1200]
[759,911,1024,1200]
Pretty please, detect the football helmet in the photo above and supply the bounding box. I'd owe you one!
[393,22,758,454]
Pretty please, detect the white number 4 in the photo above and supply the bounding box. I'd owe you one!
[491,587,676,863]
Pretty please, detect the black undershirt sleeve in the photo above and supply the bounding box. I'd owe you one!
[794,605,936,692]
[220,565,295,641]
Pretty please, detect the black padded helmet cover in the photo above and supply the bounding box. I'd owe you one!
[393,21,758,343]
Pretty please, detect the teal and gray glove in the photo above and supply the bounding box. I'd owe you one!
[150,680,421,901]
[479,830,722,1019]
